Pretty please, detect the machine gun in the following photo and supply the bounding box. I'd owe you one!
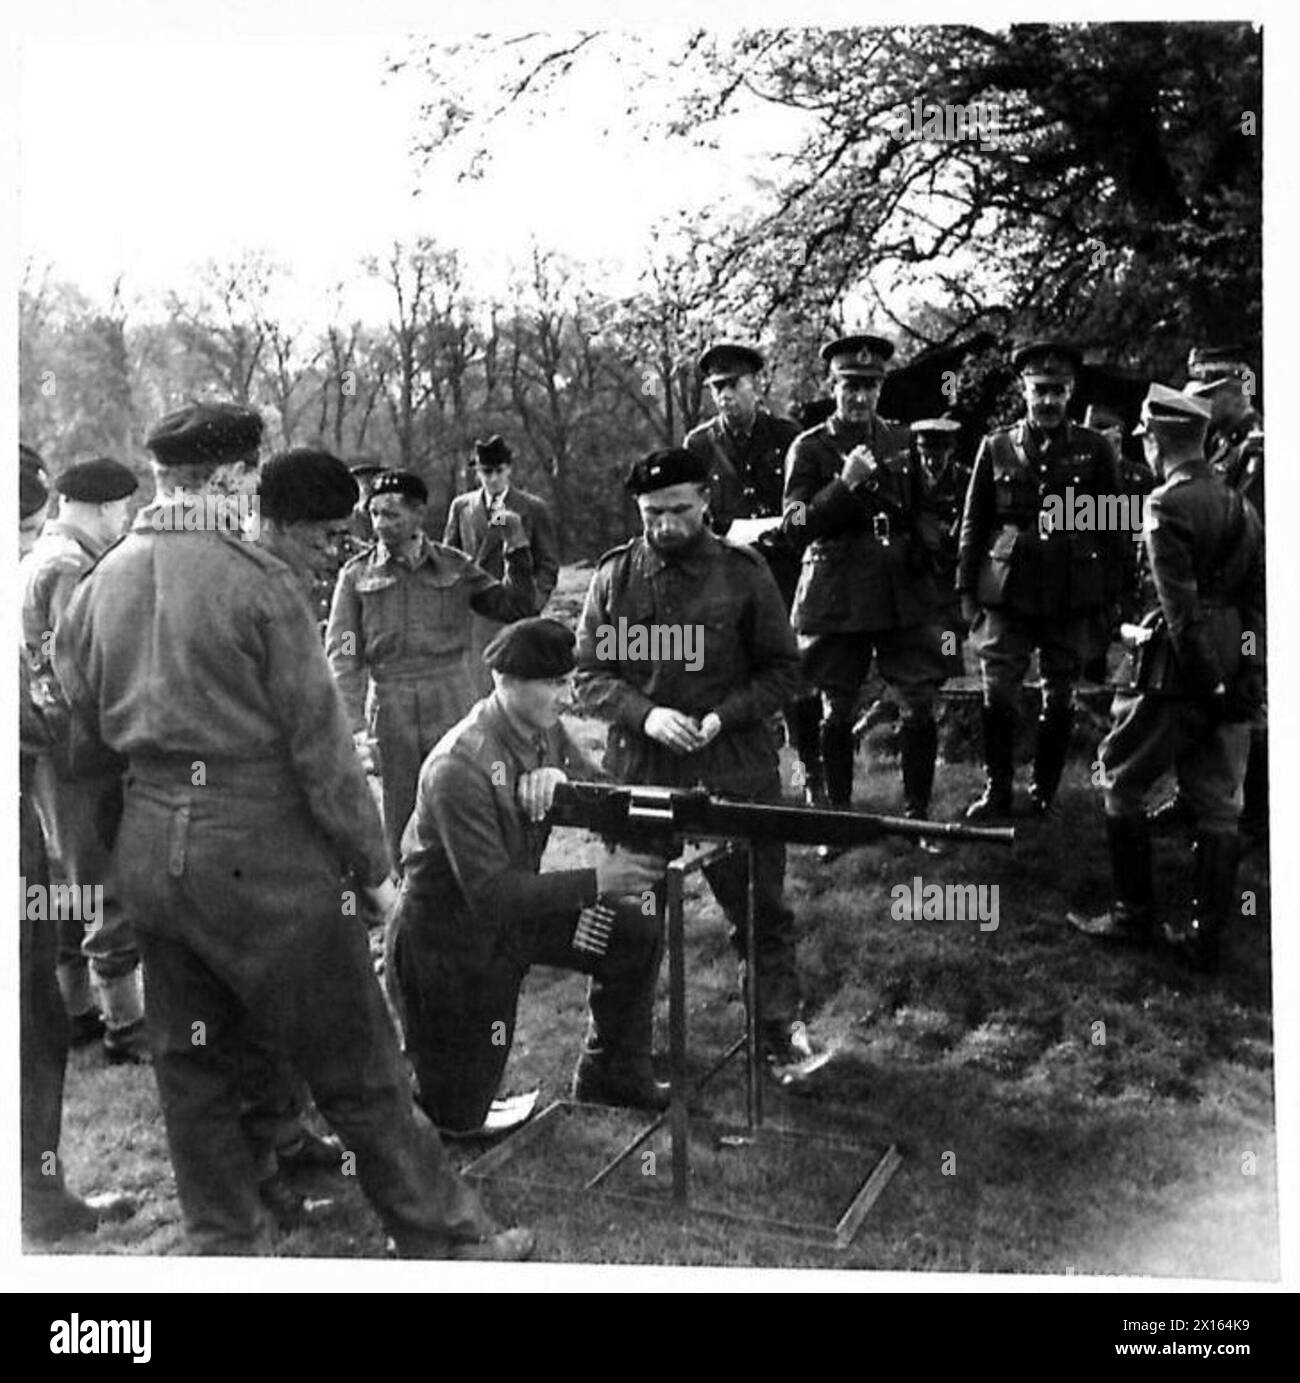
[545,780,1015,853]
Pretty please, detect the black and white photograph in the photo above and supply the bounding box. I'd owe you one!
[7,0,1295,1315]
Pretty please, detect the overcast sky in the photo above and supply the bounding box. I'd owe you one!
[16,27,804,322]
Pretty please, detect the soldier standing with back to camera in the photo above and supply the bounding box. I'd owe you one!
[1149,345,1266,851]
[959,341,1127,819]
[782,335,948,849]
[1069,386,1264,971]
[54,403,530,1258]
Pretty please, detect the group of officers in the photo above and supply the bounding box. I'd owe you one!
[16,326,1265,1259]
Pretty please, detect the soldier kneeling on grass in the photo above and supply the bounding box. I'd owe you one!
[385,618,667,1135]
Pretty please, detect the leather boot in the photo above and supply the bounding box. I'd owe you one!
[786,695,825,806]
[1028,704,1074,815]
[966,705,1015,820]
[1068,813,1153,944]
[1164,831,1239,974]
[817,715,857,860]
[899,718,938,820]
[572,903,667,1111]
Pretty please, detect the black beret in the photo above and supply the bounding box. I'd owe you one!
[474,436,513,469]
[820,334,894,378]
[369,469,428,505]
[1012,339,1082,380]
[699,343,765,383]
[483,617,575,678]
[146,402,264,467]
[55,457,140,504]
[260,449,359,523]
[20,443,49,519]
[625,447,710,496]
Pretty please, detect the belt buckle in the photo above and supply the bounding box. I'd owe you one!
[1037,509,1055,540]
[873,513,892,545]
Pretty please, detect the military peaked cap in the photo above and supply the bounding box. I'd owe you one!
[699,343,765,383]
[910,417,961,437]
[1186,344,1253,382]
[1133,382,1212,434]
[1012,340,1082,380]
[820,335,894,378]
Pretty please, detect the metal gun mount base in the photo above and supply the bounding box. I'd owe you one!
[463,840,902,1250]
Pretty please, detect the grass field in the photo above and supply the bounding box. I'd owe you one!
[35,566,1279,1277]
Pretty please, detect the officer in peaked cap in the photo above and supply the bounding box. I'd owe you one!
[958,337,1127,819]
[1148,351,1266,850]
[685,343,800,542]
[387,615,665,1131]
[911,418,970,681]
[781,331,947,838]
[1070,383,1264,972]
[1186,344,1253,383]
[444,435,560,697]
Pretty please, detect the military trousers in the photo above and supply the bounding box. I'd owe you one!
[20,756,70,1212]
[1100,692,1249,834]
[116,763,493,1253]
[31,759,139,986]
[370,660,478,865]
[388,892,662,1133]
[970,607,1092,714]
[800,624,946,722]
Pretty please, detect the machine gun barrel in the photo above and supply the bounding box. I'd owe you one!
[546,781,1014,849]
